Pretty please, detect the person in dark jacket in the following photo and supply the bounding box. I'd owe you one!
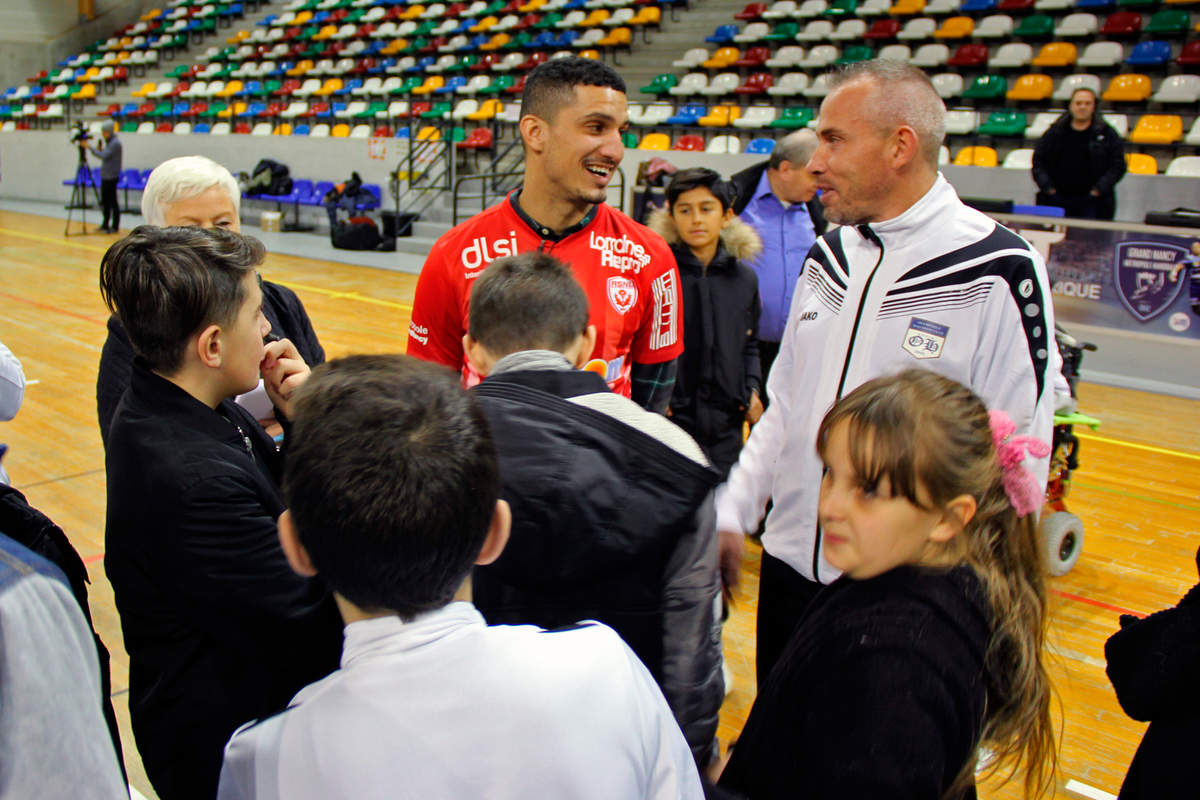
[463,252,725,768]
[88,120,122,233]
[96,155,325,447]
[1105,544,1200,800]
[729,129,827,388]
[100,227,343,800]
[647,167,763,479]
[1032,87,1126,221]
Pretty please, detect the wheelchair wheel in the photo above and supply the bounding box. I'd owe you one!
[1040,511,1084,576]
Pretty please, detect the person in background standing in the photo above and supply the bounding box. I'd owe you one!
[730,129,827,389]
[1032,87,1126,221]
[89,120,123,234]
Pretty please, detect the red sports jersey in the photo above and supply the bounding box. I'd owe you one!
[407,193,683,397]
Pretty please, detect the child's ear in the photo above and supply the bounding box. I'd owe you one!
[723,207,734,223]
[195,324,222,369]
[571,325,598,369]
[475,499,511,566]
[929,494,977,544]
[463,334,493,377]
[278,510,318,577]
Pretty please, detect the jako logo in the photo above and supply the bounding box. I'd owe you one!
[460,232,518,270]
[798,311,818,321]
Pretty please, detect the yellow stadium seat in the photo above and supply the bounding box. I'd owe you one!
[331,123,350,137]
[934,16,974,39]
[131,82,156,98]
[467,99,502,120]
[416,125,441,141]
[699,105,742,127]
[412,76,444,95]
[637,132,671,150]
[1102,73,1151,102]
[313,25,338,40]
[1129,114,1183,144]
[702,46,740,68]
[1032,42,1077,67]
[1125,153,1157,174]
[401,4,425,18]
[953,146,998,167]
[1007,74,1054,101]
[889,0,925,13]
[273,123,293,136]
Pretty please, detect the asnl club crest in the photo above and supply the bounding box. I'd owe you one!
[1113,241,1187,321]
[607,276,637,314]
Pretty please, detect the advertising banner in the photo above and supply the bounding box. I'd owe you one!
[1011,221,1200,341]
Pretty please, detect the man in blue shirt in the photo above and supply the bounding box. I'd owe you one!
[730,130,827,387]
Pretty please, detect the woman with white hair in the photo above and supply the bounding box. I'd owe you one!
[96,155,325,445]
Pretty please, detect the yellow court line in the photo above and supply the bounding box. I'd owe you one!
[0,226,411,312]
[1075,430,1200,463]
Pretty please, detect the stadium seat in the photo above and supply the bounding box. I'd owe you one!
[1007,74,1053,100]
[670,73,709,96]
[700,73,741,96]
[768,72,810,96]
[736,72,774,95]
[1165,156,1200,177]
[890,0,927,14]
[796,20,835,40]
[764,0,801,17]
[745,137,776,153]
[1023,112,1058,137]
[933,16,973,38]
[1056,12,1098,37]
[1077,41,1123,68]
[769,106,815,128]
[797,44,839,67]
[1102,73,1151,102]
[637,131,671,149]
[864,19,901,38]
[973,14,1013,38]
[830,19,867,40]
[765,46,806,67]
[963,74,1007,99]
[1129,114,1183,144]
[673,134,706,151]
[932,72,964,98]
[702,47,740,69]
[1145,9,1189,35]
[953,146,998,167]
[1002,148,1034,169]
[705,24,739,43]
[801,73,834,97]
[699,105,741,126]
[1125,41,1171,67]
[707,134,743,154]
[734,46,771,67]
[879,44,913,61]
[672,49,709,69]
[664,104,706,125]
[1099,10,1141,35]
[926,0,962,15]
[835,45,875,64]
[734,106,779,127]
[734,21,770,41]
[948,42,990,67]
[897,17,937,39]
[977,110,1026,135]
[458,127,494,150]
[1152,75,1200,103]
[1125,152,1156,174]
[629,103,672,125]
[944,109,977,133]
[823,0,859,17]
[1032,42,1076,67]
[1178,41,1200,66]
[989,42,1032,68]
[911,43,950,67]
[1012,13,1054,37]
[960,0,996,11]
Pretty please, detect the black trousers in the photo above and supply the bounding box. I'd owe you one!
[756,549,824,688]
[100,178,119,230]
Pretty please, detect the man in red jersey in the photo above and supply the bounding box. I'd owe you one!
[407,57,682,410]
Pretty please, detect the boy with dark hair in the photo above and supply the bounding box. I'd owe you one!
[101,226,342,800]
[647,167,763,479]
[464,253,724,768]
[218,354,702,799]
[408,56,683,412]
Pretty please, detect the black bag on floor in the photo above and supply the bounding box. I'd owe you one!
[331,216,382,251]
[245,158,293,196]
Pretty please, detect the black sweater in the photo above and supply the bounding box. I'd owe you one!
[720,565,992,800]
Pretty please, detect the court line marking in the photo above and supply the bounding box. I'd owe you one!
[1072,480,1200,514]
[1075,430,1200,463]
[1050,588,1143,619]
[0,226,412,312]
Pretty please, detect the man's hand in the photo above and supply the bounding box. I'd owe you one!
[260,338,310,419]
[718,529,746,594]
[745,390,764,425]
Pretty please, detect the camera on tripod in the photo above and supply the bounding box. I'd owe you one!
[68,121,92,146]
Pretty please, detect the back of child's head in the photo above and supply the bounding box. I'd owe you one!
[468,252,589,359]
[817,368,1055,797]
[665,167,737,212]
[99,225,263,374]
[283,354,500,619]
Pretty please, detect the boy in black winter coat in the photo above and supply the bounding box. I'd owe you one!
[648,168,764,478]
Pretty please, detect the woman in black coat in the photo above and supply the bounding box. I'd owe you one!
[1032,87,1127,220]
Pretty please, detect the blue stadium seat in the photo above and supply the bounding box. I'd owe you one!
[1126,40,1171,66]
[746,137,776,154]
[665,104,706,125]
[706,24,739,43]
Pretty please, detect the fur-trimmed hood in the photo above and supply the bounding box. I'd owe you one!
[646,205,763,263]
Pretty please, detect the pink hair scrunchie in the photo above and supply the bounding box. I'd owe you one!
[988,410,1051,517]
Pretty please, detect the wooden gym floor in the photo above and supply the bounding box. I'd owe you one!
[1,209,1196,799]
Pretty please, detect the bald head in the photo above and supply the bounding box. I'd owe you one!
[826,60,945,169]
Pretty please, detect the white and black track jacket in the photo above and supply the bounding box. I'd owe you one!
[715,176,1058,583]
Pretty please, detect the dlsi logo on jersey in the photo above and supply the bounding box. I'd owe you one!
[590,231,651,274]
[459,232,519,274]
[902,317,948,360]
